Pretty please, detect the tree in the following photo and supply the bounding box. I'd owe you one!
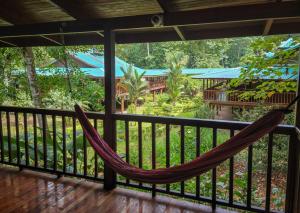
[229,36,299,101]
[165,51,188,103]
[121,65,148,106]
[22,47,42,108]
[0,48,23,104]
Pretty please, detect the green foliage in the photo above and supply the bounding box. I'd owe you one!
[166,51,188,103]
[116,39,240,69]
[229,36,299,100]
[43,89,89,110]
[121,65,148,106]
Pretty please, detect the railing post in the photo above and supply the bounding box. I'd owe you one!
[285,133,300,213]
[286,51,300,213]
[103,27,116,190]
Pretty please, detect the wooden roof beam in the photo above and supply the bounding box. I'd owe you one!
[48,0,99,20]
[156,0,168,13]
[0,1,299,38]
[96,32,104,37]
[0,39,17,47]
[48,0,85,20]
[174,26,186,41]
[40,35,63,45]
[263,19,274,36]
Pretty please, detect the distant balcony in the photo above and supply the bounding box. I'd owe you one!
[204,89,296,107]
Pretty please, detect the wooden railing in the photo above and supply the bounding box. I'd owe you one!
[204,90,296,106]
[116,80,166,96]
[148,81,166,91]
[0,105,298,212]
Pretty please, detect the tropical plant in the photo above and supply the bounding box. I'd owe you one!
[165,51,188,103]
[43,89,89,110]
[229,36,299,101]
[121,65,148,106]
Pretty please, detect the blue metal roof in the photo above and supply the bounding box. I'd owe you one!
[192,67,297,80]
[41,38,299,80]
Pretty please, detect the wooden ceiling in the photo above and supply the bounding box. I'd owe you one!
[0,0,299,47]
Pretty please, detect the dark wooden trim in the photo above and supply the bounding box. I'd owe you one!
[103,27,116,190]
[113,113,295,135]
[174,26,185,41]
[295,52,300,128]
[285,132,300,213]
[48,0,83,20]
[263,19,274,36]
[0,105,105,119]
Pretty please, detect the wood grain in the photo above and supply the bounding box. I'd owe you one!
[0,166,235,213]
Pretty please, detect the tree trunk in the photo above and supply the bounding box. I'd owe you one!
[63,57,73,94]
[22,47,42,109]
[22,47,48,136]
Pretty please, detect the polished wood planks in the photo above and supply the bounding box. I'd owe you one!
[0,167,234,213]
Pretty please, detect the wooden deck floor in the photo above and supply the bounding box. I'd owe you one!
[0,167,235,213]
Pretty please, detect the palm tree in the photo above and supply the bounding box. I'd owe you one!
[121,65,148,106]
[166,52,188,103]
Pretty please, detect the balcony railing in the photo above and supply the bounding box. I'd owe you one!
[0,105,298,212]
[204,90,296,106]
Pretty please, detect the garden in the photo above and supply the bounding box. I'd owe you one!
[0,35,299,211]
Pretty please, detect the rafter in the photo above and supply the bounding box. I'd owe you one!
[96,32,104,37]
[49,0,97,20]
[174,26,185,41]
[156,0,168,13]
[0,39,17,47]
[263,19,274,36]
[40,35,63,45]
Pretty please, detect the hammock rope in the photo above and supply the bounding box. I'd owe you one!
[74,96,298,184]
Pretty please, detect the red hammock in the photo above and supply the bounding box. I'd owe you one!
[75,105,288,184]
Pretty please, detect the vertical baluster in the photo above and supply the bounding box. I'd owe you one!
[24,113,29,166]
[52,115,57,171]
[196,126,201,198]
[62,116,66,173]
[125,120,129,184]
[73,117,77,175]
[285,132,300,212]
[180,125,185,195]
[33,114,38,167]
[83,132,87,176]
[15,112,20,165]
[166,124,170,192]
[247,144,253,208]
[265,132,273,212]
[6,112,11,163]
[0,112,3,162]
[212,128,217,210]
[42,114,47,168]
[229,129,234,205]
[93,119,98,178]
[152,123,156,197]
[138,121,143,187]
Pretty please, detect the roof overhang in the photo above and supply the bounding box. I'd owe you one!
[0,1,300,47]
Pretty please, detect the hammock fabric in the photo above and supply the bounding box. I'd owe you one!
[75,105,289,184]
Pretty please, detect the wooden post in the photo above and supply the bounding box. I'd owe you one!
[153,91,155,102]
[103,27,116,190]
[296,52,300,129]
[121,96,125,113]
[285,51,300,213]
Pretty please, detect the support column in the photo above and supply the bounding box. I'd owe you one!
[294,52,300,213]
[104,27,116,190]
[121,97,125,113]
[286,51,300,213]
